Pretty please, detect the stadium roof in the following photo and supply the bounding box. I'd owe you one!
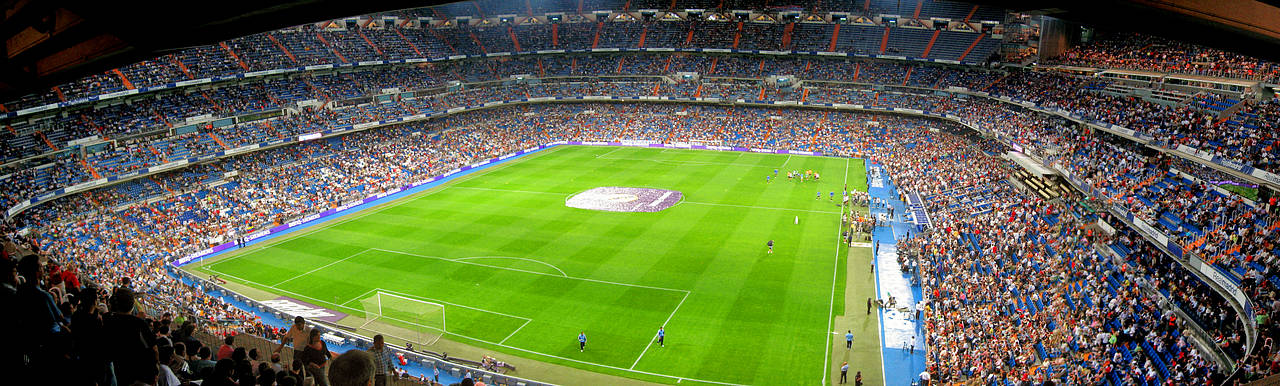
[0,0,427,101]
[2,0,1280,101]
[980,0,1280,66]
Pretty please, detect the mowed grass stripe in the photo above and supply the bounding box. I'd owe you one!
[204,146,866,385]
[270,248,686,358]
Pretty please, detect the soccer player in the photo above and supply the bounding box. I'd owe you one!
[767,240,774,254]
[773,168,778,176]
[830,191,835,201]
[578,332,587,352]
[840,362,849,384]
[657,327,665,347]
[816,191,821,200]
[845,330,854,349]
[766,175,771,183]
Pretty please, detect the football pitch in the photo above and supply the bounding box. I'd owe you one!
[192,145,869,385]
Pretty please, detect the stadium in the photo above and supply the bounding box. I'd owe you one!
[3,0,1280,385]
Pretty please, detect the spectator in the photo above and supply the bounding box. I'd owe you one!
[299,328,333,386]
[218,335,236,360]
[330,349,376,386]
[370,334,395,386]
[102,287,158,385]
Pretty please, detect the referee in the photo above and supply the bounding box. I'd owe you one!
[578,331,587,352]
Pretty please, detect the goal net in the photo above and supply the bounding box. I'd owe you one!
[359,291,446,346]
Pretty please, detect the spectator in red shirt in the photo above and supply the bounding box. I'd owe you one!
[217,335,235,360]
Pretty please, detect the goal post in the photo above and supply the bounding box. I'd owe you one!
[359,291,446,345]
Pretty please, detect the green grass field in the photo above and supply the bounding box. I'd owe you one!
[192,146,867,385]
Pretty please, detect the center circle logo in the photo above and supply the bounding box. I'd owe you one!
[565,187,683,212]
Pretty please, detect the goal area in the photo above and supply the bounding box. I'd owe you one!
[359,291,446,346]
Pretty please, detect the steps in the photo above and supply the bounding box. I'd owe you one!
[314,32,349,63]
[356,29,386,57]
[507,26,522,52]
[81,158,102,179]
[112,69,135,90]
[732,22,743,49]
[957,34,984,62]
[38,131,56,150]
[268,33,299,64]
[591,22,603,49]
[170,55,195,79]
[921,30,940,58]
[552,24,560,48]
[152,178,174,194]
[879,27,890,54]
[209,133,230,150]
[828,24,840,52]
[467,30,489,54]
[780,22,795,50]
[220,42,251,71]
[637,25,648,48]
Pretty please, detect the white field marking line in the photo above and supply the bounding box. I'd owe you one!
[372,248,690,294]
[681,200,842,214]
[594,155,773,168]
[340,288,381,306]
[649,191,672,206]
[594,147,628,158]
[779,154,793,169]
[500,319,532,345]
[272,248,373,287]
[452,256,569,277]
[204,146,568,268]
[821,158,849,385]
[372,287,532,321]
[629,290,690,370]
[206,263,530,323]
[450,186,566,196]
[197,266,742,386]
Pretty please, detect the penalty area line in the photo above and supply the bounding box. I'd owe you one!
[630,290,690,370]
[195,265,743,386]
[272,248,373,287]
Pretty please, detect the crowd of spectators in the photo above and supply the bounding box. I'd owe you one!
[5,14,1280,383]
[1048,32,1280,82]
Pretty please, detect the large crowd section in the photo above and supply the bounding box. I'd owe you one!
[6,1,1280,384]
[4,95,1278,384]
[0,0,1004,113]
[1047,32,1280,82]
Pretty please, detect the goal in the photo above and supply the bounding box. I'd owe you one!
[359,291,446,345]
